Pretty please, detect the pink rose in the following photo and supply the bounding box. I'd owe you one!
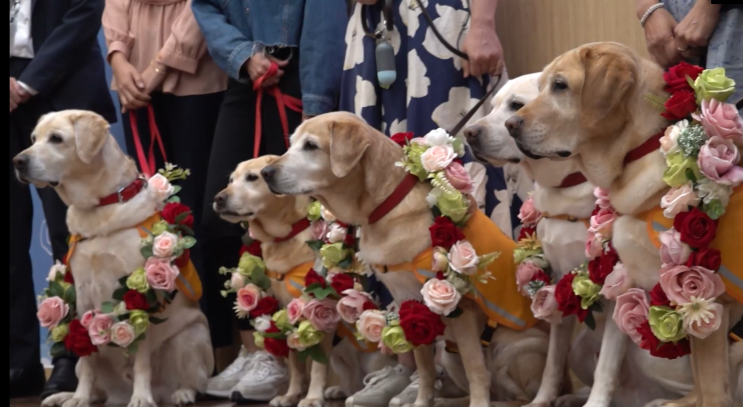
[337,289,374,324]
[599,262,630,300]
[696,99,743,143]
[661,183,700,218]
[444,162,474,194]
[517,197,541,227]
[659,229,692,266]
[310,220,327,241]
[80,310,97,329]
[447,240,479,275]
[589,207,617,236]
[697,136,743,186]
[516,261,542,295]
[110,322,136,347]
[659,265,726,305]
[684,302,723,340]
[152,231,178,258]
[37,297,69,329]
[356,310,386,343]
[148,174,175,202]
[613,288,650,344]
[421,278,462,316]
[594,187,612,209]
[530,285,560,324]
[236,284,263,312]
[287,297,307,324]
[88,313,114,346]
[144,257,180,292]
[303,299,341,332]
[585,231,604,260]
[420,145,457,172]
[230,273,245,290]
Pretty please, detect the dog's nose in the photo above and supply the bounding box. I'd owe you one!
[505,116,524,138]
[463,125,482,143]
[214,192,228,209]
[261,166,276,181]
[13,154,29,171]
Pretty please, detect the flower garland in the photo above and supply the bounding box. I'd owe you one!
[38,165,195,356]
[612,63,742,360]
[354,300,446,355]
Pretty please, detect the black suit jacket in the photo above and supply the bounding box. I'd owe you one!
[15,0,117,122]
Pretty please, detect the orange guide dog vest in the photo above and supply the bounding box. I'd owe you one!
[267,262,314,300]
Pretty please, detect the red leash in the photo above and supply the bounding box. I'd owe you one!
[130,105,167,177]
[252,61,303,158]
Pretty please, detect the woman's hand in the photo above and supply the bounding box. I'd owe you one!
[141,62,167,96]
[642,7,682,68]
[110,52,150,112]
[674,0,721,53]
[245,53,289,88]
[462,24,505,78]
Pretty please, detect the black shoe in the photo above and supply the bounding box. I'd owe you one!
[9,363,45,399]
[40,357,79,400]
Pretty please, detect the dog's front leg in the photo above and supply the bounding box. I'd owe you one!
[42,356,96,407]
[447,308,490,407]
[583,301,626,407]
[299,330,335,407]
[408,344,437,407]
[690,303,732,407]
[526,316,577,407]
[271,351,307,407]
[129,340,156,407]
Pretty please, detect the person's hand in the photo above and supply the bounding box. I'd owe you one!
[461,24,504,78]
[674,0,721,54]
[245,53,289,88]
[642,7,682,68]
[110,52,151,113]
[141,62,167,95]
[9,77,30,112]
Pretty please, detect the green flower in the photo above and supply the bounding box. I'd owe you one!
[51,324,69,342]
[320,243,346,269]
[126,268,150,294]
[405,144,430,181]
[693,68,736,104]
[151,221,169,236]
[129,310,150,336]
[648,306,686,343]
[253,331,265,349]
[572,275,601,309]
[238,253,265,277]
[663,151,701,187]
[514,248,541,265]
[703,199,726,220]
[297,320,324,347]
[381,325,413,354]
[437,190,468,223]
[272,310,293,331]
[307,202,322,222]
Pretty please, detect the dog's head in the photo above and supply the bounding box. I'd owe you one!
[13,110,111,188]
[465,73,541,166]
[507,42,639,160]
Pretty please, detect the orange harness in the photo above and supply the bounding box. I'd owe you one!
[266,262,314,300]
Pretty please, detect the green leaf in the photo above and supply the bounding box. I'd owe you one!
[127,341,139,355]
[262,331,287,339]
[50,342,67,357]
[685,168,698,184]
[119,275,130,287]
[179,224,195,236]
[163,292,173,303]
[166,196,180,204]
[584,312,596,331]
[337,256,353,270]
[313,287,337,300]
[49,281,65,299]
[101,302,115,314]
[251,268,271,291]
[306,345,329,364]
[146,289,158,305]
[305,283,324,292]
[431,206,442,218]
[140,246,154,259]
[112,287,128,302]
[445,307,463,319]
[306,240,324,253]
[241,234,253,247]
[589,301,604,314]
[297,350,309,363]
[149,316,168,324]
[181,236,196,249]
[174,211,192,224]
[63,286,77,305]
[172,185,182,195]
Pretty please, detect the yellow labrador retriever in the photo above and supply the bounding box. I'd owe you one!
[13,110,213,407]
[507,42,743,407]
[260,112,550,407]
[214,156,395,407]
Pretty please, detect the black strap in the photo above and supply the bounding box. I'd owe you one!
[361,0,394,39]
[731,318,743,343]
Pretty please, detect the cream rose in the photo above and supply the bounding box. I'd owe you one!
[421,278,462,316]
[110,322,136,347]
[37,297,69,329]
[420,145,457,172]
[530,285,560,324]
[326,223,348,244]
[660,120,688,156]
[356,310,386,343]
[661,183,700,218]
[286,331,307,351]
[152,231,178,258]
[230,272,245,290]
[148,174,175,202]
[447,240,479,275]
[46,260,67,282]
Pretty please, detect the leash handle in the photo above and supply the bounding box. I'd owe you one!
[130,105,167,177]
[252,61,303,158]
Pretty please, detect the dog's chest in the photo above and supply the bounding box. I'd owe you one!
[612,216,662,290]
[537,219,588,277]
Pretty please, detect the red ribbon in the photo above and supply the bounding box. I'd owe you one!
[130,105,167,177]
[252,61,303,158]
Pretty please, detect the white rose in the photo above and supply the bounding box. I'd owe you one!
[421,279,462,316]
[326,223,348,244]
[660,120,688,156]
[47,260,67,282]
[152,231,178,258]
[423,128,451,146]
[420,145,457,172]
[230,272,245,290]
[149,174,175,202]
[696,178,733,206]
[253,315,273,333]
[447,240,479,275]
[286,331,307,351]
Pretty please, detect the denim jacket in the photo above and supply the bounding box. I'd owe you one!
[191,0,348,115]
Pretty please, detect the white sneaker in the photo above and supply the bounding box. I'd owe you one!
[231,351,289,403]
[389,366,467,407]
[206,347,255,399]
[345,365,413,407]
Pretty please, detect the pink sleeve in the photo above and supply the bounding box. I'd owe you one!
[102,0,134,62]
[156,0,208,74]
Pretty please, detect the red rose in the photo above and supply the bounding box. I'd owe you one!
[532,270,551,285]
[588,245,619,285]
[331,273,355,295]
[663,62,704,93]
[661,89,698,121]
[399,300,446,346]
[65,319,98,357]
[555,274,588,322]
[649,283,671,307]
[123,290,150,311]
[362,301,378,311]
[673,208,717,248]
[63,271,75,284]
[391,132,414,146]
[174,249,190,268]
[249,296,279,318]
[685,247,721,271]
[518,226,536,241]
[161,203,195,229]
[239,240,262,258]
[305,269,327,288]
[266,322,280,334]
[636,321,691,359]
[435,271,446,280]
[264,337,290,358]
[344,232,356,248]
[429,216,466,250]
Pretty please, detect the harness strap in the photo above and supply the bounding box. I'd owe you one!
[130,106,167,177]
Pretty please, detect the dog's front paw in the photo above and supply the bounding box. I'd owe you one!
[298,397,326,407]
[271,393,303,407]
[41,393,74,407]
[171,389,196,406]
[128,394,157,407]
[554,394,589,407]
[433,398,469,407]
[403,401,434,407]
[324,386,347,400]
[521,402,552,407]
[61,397,90,407]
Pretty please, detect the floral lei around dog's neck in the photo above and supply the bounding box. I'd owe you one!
[350,130,499,354]
[38,164,195,357]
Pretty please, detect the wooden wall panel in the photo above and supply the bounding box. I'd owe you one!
[496,0,650,76]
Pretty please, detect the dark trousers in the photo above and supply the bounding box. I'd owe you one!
[122,91,224,309]
[202,55,302,347]
[9,58,72,370]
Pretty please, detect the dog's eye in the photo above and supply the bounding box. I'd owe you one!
[246,174,259,182]
[553,80,568,92]
[509,101,524,111]
[303,141,318,151]
[31,135,37,143]
[49,134,63,144]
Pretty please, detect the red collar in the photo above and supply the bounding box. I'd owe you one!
[98,177,147,207]
[274,218,311,243]
[623,131,664,166]
[368,173,419,225]
[557,172,587,189]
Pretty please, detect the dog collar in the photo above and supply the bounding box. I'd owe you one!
[274,217,311,243]
[623,131,664,166]
[557,172,587,189]
[368,173,419,225]
[98,177,147,207]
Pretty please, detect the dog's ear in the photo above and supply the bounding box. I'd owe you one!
[71,111,110,163]
[579,45,637,131]
[329,118,370,178]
